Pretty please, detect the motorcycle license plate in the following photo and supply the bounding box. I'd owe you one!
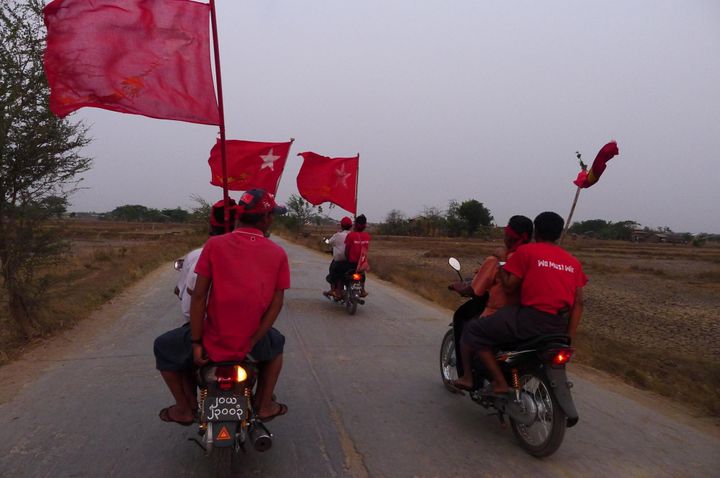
[203,395,245,422]
[351,283,362,291]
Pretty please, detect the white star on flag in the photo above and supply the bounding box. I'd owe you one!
[335,164,352,188]
[260,148,281,170]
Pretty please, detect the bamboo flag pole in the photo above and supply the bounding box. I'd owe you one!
[559,186,581,245]
[559,152,587,245]
[208,0,231,232]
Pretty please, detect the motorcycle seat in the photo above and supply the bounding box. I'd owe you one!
[497,334,570,352]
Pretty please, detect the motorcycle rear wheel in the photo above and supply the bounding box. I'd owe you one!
[439,329,462,393]
[213,446,241,478]
[345,296,357,315]
[509,372,567,457]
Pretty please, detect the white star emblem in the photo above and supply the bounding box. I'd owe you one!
[335,164,352,188]
[259,148,281,170]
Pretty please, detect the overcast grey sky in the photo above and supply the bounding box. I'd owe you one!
[67,0,720,233]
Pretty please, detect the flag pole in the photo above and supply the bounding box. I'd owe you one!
[354,153,360,219]
[560,186,582,245]
[209,0,231,232]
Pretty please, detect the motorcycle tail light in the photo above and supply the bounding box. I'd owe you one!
[235,365,248,382]
[548,348,574,366]
[352,273,362,281]
[215,366,235,390]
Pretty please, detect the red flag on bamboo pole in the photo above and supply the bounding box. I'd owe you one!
[208,139,293,194]
[573,141,620,188]
[43,0,219,125]
[296,152,359,215]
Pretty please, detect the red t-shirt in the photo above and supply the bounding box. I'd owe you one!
[344,231,371,263]
[503,242,588,315]
[194,228,291,361]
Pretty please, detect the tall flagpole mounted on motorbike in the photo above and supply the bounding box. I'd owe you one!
[353,153,360,219]
[209,0,231,232]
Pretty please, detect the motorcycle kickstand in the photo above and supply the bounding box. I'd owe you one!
[486,411,507,429]
[188,437,207,452]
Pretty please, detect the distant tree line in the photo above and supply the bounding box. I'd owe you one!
[101,205,192,223]
[568,219,639,241]
[378,199,494,237]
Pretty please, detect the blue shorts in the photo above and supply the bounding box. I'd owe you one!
[154,323,285,371]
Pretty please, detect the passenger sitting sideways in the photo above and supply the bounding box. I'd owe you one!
[154,200,235,426]
[451,211,588,394]
[324,216,353,299]
[450,215,534,317]
[449,215,533,378]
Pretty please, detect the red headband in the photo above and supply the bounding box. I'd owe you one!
[504,226,529,252]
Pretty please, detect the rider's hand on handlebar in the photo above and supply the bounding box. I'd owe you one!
[192,343,209,366]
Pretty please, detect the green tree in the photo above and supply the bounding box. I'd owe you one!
[160,207,190,223]
[457,199,493,236]
[0,0,92,337]
[378,209,408,235]
[281,194,319,233]
[445,200,465,237]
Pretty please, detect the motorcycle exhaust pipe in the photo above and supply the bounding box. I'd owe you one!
[248,424,273,452]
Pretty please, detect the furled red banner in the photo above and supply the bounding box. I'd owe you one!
[208,139,293,194]
[573,141,620,188]
[43,0,219,125]
[296,152,359,215]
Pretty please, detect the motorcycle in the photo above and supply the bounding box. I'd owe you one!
[326,269,366,315]
[439,257,578,457]
[190,361,274,474]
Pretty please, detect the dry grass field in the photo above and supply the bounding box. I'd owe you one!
[282,227,720,418]
[0,219,206,364]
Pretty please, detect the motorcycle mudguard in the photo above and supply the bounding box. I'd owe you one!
[211,421,239,447]
[544,367,579,427]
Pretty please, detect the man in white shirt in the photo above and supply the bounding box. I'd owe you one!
[175,247,202,322]
[324,216,353,299]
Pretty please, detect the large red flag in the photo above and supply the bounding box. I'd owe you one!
[573,141,620,188]
[43,0,219,125]
[208,139,293,194]
[297,152,359,214]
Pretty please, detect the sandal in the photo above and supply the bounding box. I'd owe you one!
[449,379,474,392]
[257,402,288,422]
[159,406,194,426]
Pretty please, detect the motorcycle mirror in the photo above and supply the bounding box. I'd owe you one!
[448,257,461,272]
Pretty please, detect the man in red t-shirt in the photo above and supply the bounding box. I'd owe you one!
[190,189,291,422]
[452,211,588,394]
[344,214,371,296]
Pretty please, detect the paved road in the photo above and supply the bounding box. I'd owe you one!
[1,238,718,477]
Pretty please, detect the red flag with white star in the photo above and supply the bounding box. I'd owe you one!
[296,152,359,214]
[43,0,219,125]
[208,139,293,194]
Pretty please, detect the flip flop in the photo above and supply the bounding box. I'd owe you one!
[449,379,474,392]
[159,406,194,426]
[477,384,511,398]
[257,402,288,422]
[443,380,466,396]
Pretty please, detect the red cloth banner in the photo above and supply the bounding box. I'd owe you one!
[43,0,219,125]
[573,141,620,188]
[208,139,293,194]
[296,152,359,215]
